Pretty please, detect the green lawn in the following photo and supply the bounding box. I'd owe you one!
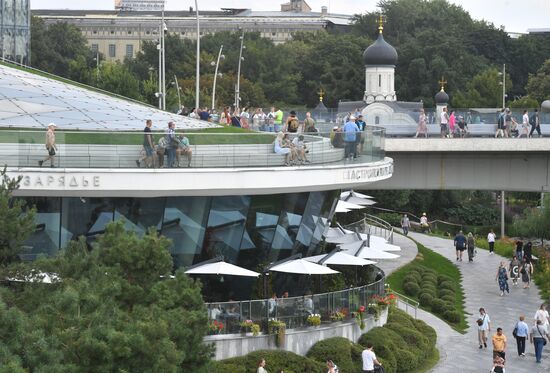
[475,239,515,258]
[387,240,469,333]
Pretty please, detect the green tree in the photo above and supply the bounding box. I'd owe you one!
[452,68,512,108]
[512,195,550,245]
[0,168,35,266]
[30,17,93,77]
[525,59,550,103]
[93,62,143,100]
[0,221,212,371]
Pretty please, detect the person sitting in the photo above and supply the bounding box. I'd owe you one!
[176,134,193,167]
[291,135,310,164]
[268,293,278,317]
[209,304,222,320]
[330,126,344,148]
[274,132,296,166]
[155,136,167,168]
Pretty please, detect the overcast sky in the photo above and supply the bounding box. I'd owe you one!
[31,0,549,33]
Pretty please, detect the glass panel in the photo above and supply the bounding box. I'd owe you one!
[161,196,210,269]
[20,197,61,261]
[269,192,308,262]
[113,198,165,236]
[295,191,325,249]
[60,197,114,247]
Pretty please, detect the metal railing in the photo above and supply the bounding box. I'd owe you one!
[344,215,394,244]
[389,290,418,319]
[0,129,386,168]
[205,275,385,335]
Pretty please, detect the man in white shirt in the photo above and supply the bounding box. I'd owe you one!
[487,229,496,254]
[362,342,381,373]
[534,304,550,328]
[440,107,449,138]
[520,110,530,138]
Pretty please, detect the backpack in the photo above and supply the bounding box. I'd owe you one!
[529,114,536,126]
[288,118,299,131]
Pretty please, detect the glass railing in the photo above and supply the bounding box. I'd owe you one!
[205,275,385,335]
[0,128,386,168]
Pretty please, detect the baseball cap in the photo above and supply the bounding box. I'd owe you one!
[48,122,57,127]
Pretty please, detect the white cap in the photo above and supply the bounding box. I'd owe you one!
[349,115,356,120]
[48,122,57,127]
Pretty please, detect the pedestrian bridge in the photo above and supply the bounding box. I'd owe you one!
[368,138,550,192]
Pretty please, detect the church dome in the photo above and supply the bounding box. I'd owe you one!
[435,88,449,104]
[363,33,398,66]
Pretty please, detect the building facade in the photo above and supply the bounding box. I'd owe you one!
[32,7,351,61]
[1,0,30,64]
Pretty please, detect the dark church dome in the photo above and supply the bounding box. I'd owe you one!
[435,88,449,104]
[362,33,398,66]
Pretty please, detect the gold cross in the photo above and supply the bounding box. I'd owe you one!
[378,14,385,33]
[438,77,447,90]
[317,88,325,102]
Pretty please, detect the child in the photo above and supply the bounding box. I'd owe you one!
[490,356,505,373]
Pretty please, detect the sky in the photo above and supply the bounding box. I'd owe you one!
[31,0,550,33]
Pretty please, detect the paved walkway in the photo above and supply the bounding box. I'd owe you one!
[379,232,549,373]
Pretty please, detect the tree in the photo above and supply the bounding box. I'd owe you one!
[0,168,35,266]
[512,194,550,245]
[93,62,143,101]
[452,68,512,108]
[0,221,212,371]
[525,59,550,103]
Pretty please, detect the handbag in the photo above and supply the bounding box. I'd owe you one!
[512,323,518,338]
[536,325,547,346]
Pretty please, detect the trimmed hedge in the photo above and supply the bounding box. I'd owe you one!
[439,281,455,291]
[444,310,462,323]
[403,282,420,296]
[419,292,434,307]
[306,337,359,373]
[213,350,324,373]
[438,289,455,298]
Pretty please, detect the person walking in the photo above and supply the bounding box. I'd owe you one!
[515,240,523,262]
[361,342,381,373]
[136,119,154,168]
[401,214,410,236]
[448,110,456,137]
[518,109,530,138]
[534,304,550,328]
[420,212,430,233]
[478,308,491,349]
[495,262,509,296]
[414,108,428,138]
[523,241,533,262]
[165,122,177,168]
[487,229,496,255]
[529,108,542,137]
[492,327,507,360]
[495,108,506,138]
[466,232,475,262]
[257,358,268,373]
[440,107,449,138]
[513,315,529,357]
[508,256,521,286]
[519,258,533,289]
[326,359,339,373]
[343,115,360,160]
[454,230,466,262]
[38,123,57,168]
[530,319,549,363]
[490,356,506,373]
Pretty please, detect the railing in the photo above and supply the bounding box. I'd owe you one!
[205,275,385,335]
[0,129,386,168]
[344,215,395,244]
[389,290,418,319]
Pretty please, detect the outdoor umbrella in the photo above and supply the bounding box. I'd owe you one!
[342,243,400,260]
[268,259,340,275]
[324,226,353,239]
[325,232,364,244]
[342,196,377,206]
[336,200,366,211]
[337,237,401,252]
[340,190,374,200]
[7,271,61,284]
[304,251,376,266]
[185,260,260,277]
[335,205,351,213]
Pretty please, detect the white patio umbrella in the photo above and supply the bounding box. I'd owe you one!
[268,259,340,275]
[7,271,61,284]
[343,244,400,260]
[336,200,366,211]
[304,251,376,266]
[335,205,351,213]
[325,232,363,244]
[324,226,353,239]
[343,196,377,206]
[185,261,260,277]
[340,190,374,200]
[337,237,401,252]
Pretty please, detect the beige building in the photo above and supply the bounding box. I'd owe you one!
[32,3,351,62]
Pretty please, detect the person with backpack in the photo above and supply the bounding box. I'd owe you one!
[285,111,300,133]
[495,108,506,138]
[529,108,542,137]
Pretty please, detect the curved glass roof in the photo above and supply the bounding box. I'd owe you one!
[0,64,217,131]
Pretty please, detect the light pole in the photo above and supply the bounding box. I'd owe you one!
[161,8,167,110]
[93,51,100,81]
[211,45,224,110]
[498,63,506,237]
[156,28,162,109]
[498,63,506,108]
[194,0,200,110]
[234,30,245,110]
[174,75,182,110]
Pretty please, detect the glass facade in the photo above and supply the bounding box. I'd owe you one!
[0,0,30,64]
[20,191,338,299]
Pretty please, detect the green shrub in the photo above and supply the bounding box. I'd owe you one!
[218,350,324,373]
[419,288,437,298]
[403,282,420,296]
[431,299,447,313]
[419,292,434,307]
[412,318,437,346]
[421,282,437,290]
[403,274,420,285]
[438,289,455,298]
[206,362,245,373]
[437,274,453,284]
[440,295,456,304]
[439,280,455,290]
[387,312,416,329]
[444,310,461,323]
[385,323,429,359]
[307,337,359,373]
[358,328,398,373]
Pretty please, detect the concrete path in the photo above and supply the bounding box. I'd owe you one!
[404,232,550,373]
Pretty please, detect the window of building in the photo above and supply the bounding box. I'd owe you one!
[375,116,380,125]
[125,44,134,59]
[91,44,99,53]
[93,30,98,34]
[379,74,382,87]
[108,44,116,58]
[146,30,151,35]
[110,30,115,35]
[127,30,132,35]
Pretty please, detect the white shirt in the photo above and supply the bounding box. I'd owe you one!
[478,313,491,331]
[362,349,376,370]
[523,113,529,125]
[535,309,549,327]
[487,232,496,243]
[440,111,448,124]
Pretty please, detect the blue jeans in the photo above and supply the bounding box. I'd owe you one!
[345,141,356,158]
[534,338,545,362]
[166,147,176,168]
[274,124,281,132]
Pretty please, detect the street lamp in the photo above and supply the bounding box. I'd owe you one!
[194,0,200,111]
[92,51,100,81]
[498,64,506,108]
[211,45,224,110]
[234,30,245,110]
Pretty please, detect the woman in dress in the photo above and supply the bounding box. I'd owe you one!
[414,108,428,138]
[495,261,509,296]
[519,257,533,289]
[240,107,250,129]
[508,255,521,286]
[448,110,456,137]
[257,358,268,373]
[467,232,475,262]
[220,106,230,125]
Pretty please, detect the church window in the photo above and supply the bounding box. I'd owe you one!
[379,74,381,87]
[375,116,380,124]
